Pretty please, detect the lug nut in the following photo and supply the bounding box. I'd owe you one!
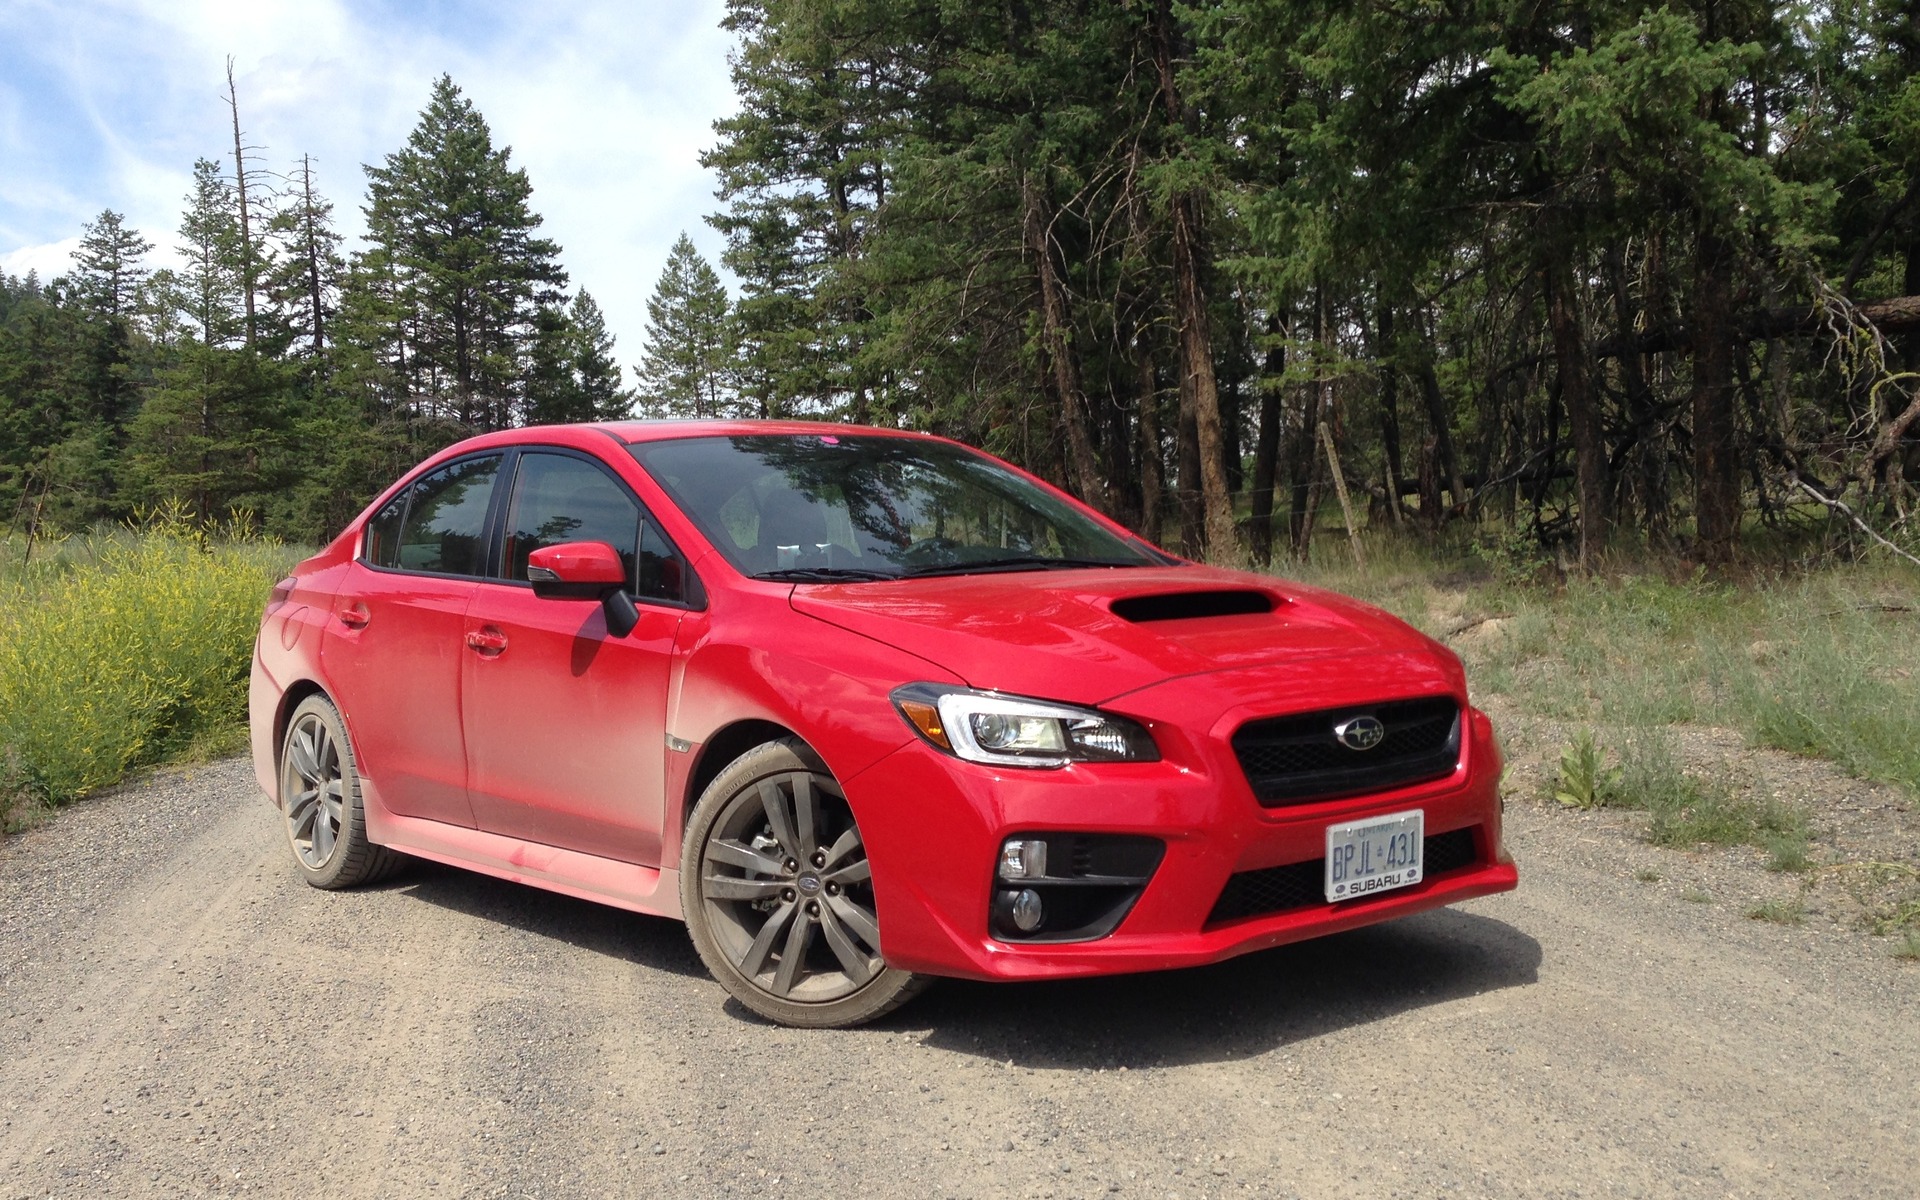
[784,858,798,873]
[806,900,821,916]
[782,888,796,902]
[826,882,840,895]
[811,850,826,868]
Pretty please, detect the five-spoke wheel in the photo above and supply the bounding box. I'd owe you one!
[681,739,924,1026]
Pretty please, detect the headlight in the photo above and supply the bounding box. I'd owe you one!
[890,684,1158,768]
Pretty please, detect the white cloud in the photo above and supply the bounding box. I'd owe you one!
[0,0,742,375]
[1,237,81,281]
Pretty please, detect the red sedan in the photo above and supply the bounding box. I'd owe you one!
[249,422,1517,1026]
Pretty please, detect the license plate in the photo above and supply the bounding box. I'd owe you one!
[1325,809,1424,902]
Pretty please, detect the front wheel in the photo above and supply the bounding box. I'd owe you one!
[680,739,925,1027]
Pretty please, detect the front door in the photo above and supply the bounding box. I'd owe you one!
[461,450,689,865]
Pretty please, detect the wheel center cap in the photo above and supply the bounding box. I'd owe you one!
[797,875,822,895]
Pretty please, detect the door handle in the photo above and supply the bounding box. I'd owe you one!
[338,604,370,629]
[465,629,508,654]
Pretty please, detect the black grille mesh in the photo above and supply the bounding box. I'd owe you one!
[1231,697,1461,806]
[1206,827,1481,926]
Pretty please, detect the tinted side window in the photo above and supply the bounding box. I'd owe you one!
[395,456,501,576]
[363,493,407,569]
[503,454,641,586]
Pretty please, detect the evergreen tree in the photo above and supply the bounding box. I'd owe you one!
[176,157,248,347]
[636,234,735,418]
[356,74,568,430]
[266,155,345,363]
[70,211,153,320]
[570,291,630,420]
[525,290,632,424]
[126,156,293,520]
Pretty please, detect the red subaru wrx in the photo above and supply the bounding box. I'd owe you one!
[249,422,1517,1026]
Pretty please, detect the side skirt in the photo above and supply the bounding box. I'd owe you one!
[362,777,682,921]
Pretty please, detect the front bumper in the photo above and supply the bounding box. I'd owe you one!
[845,687,1515,983]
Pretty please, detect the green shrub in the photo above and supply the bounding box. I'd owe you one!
[0,522,299,806]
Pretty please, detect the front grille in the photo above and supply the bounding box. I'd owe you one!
[1232,696,1461,806]
[1206,827,1480,926]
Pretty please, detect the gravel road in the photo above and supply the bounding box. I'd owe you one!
[2,757,1914,1199]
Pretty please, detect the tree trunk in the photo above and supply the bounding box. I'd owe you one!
[1136,342,1166,546]
[1544,253,1608,565]
[1376,306,1405,525]
[1177,392,1202,556]
[226,59,257,347]
[1151,0,1236,558]
[1417,361,1467,514]
[1022,172,1108,514]
[299,156,326,359]
[1691,226,1740,561]
[1249,317,1284,567]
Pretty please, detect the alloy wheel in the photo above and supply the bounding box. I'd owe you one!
[284,711,346,870]
[698,769,883,1003]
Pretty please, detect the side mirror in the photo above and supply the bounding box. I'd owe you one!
[527,541,640,638]
[527,541,627,599]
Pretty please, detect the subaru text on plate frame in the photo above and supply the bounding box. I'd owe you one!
[249,421,1518,1027]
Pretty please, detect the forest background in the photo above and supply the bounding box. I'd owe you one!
[3,0,1919,571]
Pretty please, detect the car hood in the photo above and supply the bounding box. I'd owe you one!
[789,564,1452,705]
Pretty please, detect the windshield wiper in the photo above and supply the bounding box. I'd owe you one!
[752,567,901,583]
[903,556,1141,578]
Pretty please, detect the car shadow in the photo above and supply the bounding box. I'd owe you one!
[387,860,709,980]
[907,908,1541,1068]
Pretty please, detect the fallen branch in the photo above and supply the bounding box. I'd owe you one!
[1790,475,1920,568]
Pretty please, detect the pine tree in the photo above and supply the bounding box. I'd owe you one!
[636,234,735,418]
[266,154,344,363]
[357,74,568,430]
[127,157,292,520]
[570,291,630,420]
[176,157,248,347]
[70,211,153,320]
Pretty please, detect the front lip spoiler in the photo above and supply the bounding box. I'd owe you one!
[888,858,1519,982]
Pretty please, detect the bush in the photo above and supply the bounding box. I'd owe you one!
[0,521,299,810]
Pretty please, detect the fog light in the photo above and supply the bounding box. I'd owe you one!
[1010,888,1044,932]
[999,838,1048,880]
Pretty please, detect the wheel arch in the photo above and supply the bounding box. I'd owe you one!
[273,679,331,779]
[683,719,808,819]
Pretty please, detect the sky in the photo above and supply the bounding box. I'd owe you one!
[0,0,740,375]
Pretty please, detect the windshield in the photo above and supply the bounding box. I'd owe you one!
[628,434,1163,580]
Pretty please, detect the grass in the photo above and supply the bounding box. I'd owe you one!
[0,518,300,828]
[1746,895,1807,925]
[1894,929,1920,962]
[1283,530,1920,800]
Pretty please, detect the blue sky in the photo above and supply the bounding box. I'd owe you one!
[0,0,740,373]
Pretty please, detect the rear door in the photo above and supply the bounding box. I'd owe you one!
[460,449,694,865]
[321,453,504,828]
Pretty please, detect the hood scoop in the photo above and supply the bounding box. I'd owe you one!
[1110,589,1276,623]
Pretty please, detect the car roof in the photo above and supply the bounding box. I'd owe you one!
[603,419,942,445]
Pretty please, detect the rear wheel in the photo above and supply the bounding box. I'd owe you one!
[280,695,404,889]
[680,738,925,1027]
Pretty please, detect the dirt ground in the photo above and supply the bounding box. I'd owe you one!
[1,752,1915,1200]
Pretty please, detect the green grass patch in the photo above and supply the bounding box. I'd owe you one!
[1280,533,1920,800]
[1746,896,1807,925]
[0,521,299,820]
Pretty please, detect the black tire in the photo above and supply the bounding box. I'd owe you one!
[680,738,927,1027]
[279,694,405,889]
